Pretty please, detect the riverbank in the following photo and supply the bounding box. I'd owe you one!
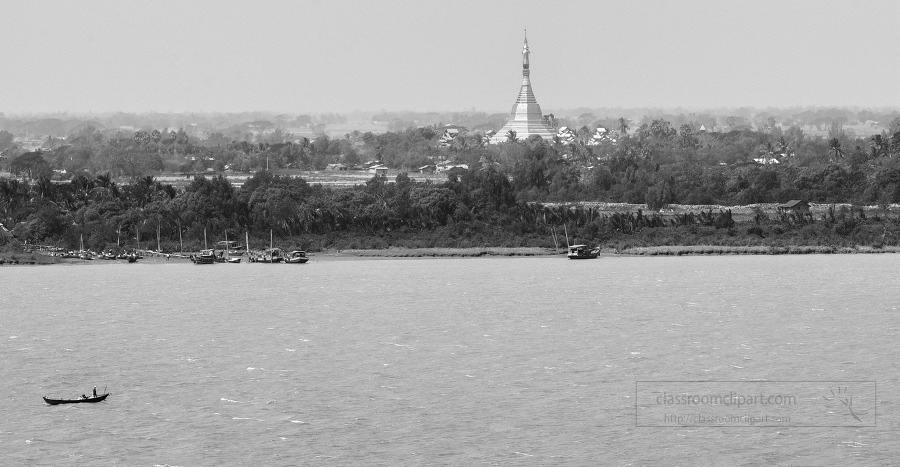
[618,244,900,256]
[322,247,559,258]
[5,243,900,265]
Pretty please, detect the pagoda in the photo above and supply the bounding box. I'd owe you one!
[490,30,556,144]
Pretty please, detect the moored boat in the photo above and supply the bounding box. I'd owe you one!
[285,250,309,264]
[251,247,284,263]
[567,244,599,259]
[563,224,598,259]
[43,393,109,405]
[192,249,217,264]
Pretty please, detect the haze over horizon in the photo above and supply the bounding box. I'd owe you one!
[3,0,899,115]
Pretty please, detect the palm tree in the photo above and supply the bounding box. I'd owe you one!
[618,117,629,135]
[871,134,888,158]
[505,130,518,143]
[576,126,592,145]
[828,138,844,160]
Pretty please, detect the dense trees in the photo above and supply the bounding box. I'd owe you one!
[6,111,900,252]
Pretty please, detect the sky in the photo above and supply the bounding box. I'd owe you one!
[2,0,899,115]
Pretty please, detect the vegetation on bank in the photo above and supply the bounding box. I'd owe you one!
[3,115,900,255]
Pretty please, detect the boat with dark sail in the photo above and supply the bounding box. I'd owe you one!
[43,393,109,405]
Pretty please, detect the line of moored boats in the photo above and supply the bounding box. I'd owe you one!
[190,247,308,264]
[46,248,141,262]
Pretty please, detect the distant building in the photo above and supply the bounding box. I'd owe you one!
[436,163,468,173]
[439,125,468,147]
[588,126,616,145]
[753,156,780,165]
[418,165,436,174]
[556,127,576,145]
[777,200,810,215]
[368,165,388,177]
[326,163,348,171]
[12,137,49,152]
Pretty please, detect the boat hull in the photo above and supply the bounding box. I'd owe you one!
[285,251,309,263]
[43,393,109,405]
[193,249,217,264]
[567,245,599,259]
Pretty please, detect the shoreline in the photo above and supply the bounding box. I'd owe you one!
[3,244,898,265]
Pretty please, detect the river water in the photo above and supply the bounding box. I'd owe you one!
[1,255,898,465]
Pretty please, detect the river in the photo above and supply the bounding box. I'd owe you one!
[1,254,897,465]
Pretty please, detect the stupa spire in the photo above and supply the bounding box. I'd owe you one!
[522,29,530,73]
[490,30,555,144]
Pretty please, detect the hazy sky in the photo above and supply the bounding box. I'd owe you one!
[3,0,899,114]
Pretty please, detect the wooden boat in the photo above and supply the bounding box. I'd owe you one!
[215,255,242,264]
[193,249,217,264]
[564,225,598,259]
[216,231,242,263]
[252,247,284,263]
[43,393,109,405]
[567,244,599,259]
[285,250,309,264]
[250,231,284,263]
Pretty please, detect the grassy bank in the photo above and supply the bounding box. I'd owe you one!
[0,251,62,265]
[326,247,557,258]
[620,244,900,256]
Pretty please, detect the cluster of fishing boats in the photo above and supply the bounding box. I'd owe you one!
[45,247,142,262]
[191,247,308,264]
[190,231,308,265]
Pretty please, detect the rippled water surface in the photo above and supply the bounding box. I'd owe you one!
[1,255,898,465]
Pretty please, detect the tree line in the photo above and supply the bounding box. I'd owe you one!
[4,115,900,252]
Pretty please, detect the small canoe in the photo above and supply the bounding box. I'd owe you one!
[43,393,109,405]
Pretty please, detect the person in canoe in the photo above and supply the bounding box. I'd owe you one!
[93,386,97,397]
[82,394,88,399]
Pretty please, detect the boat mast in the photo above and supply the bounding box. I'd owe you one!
[204,228,208,250]
[224,230,229,260]
[246,231,250,257]
[178,220,183,255]
[157,222,161,252]
[564,224,570,249]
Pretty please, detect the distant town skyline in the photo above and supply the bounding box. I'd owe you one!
[3,0,900,114]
